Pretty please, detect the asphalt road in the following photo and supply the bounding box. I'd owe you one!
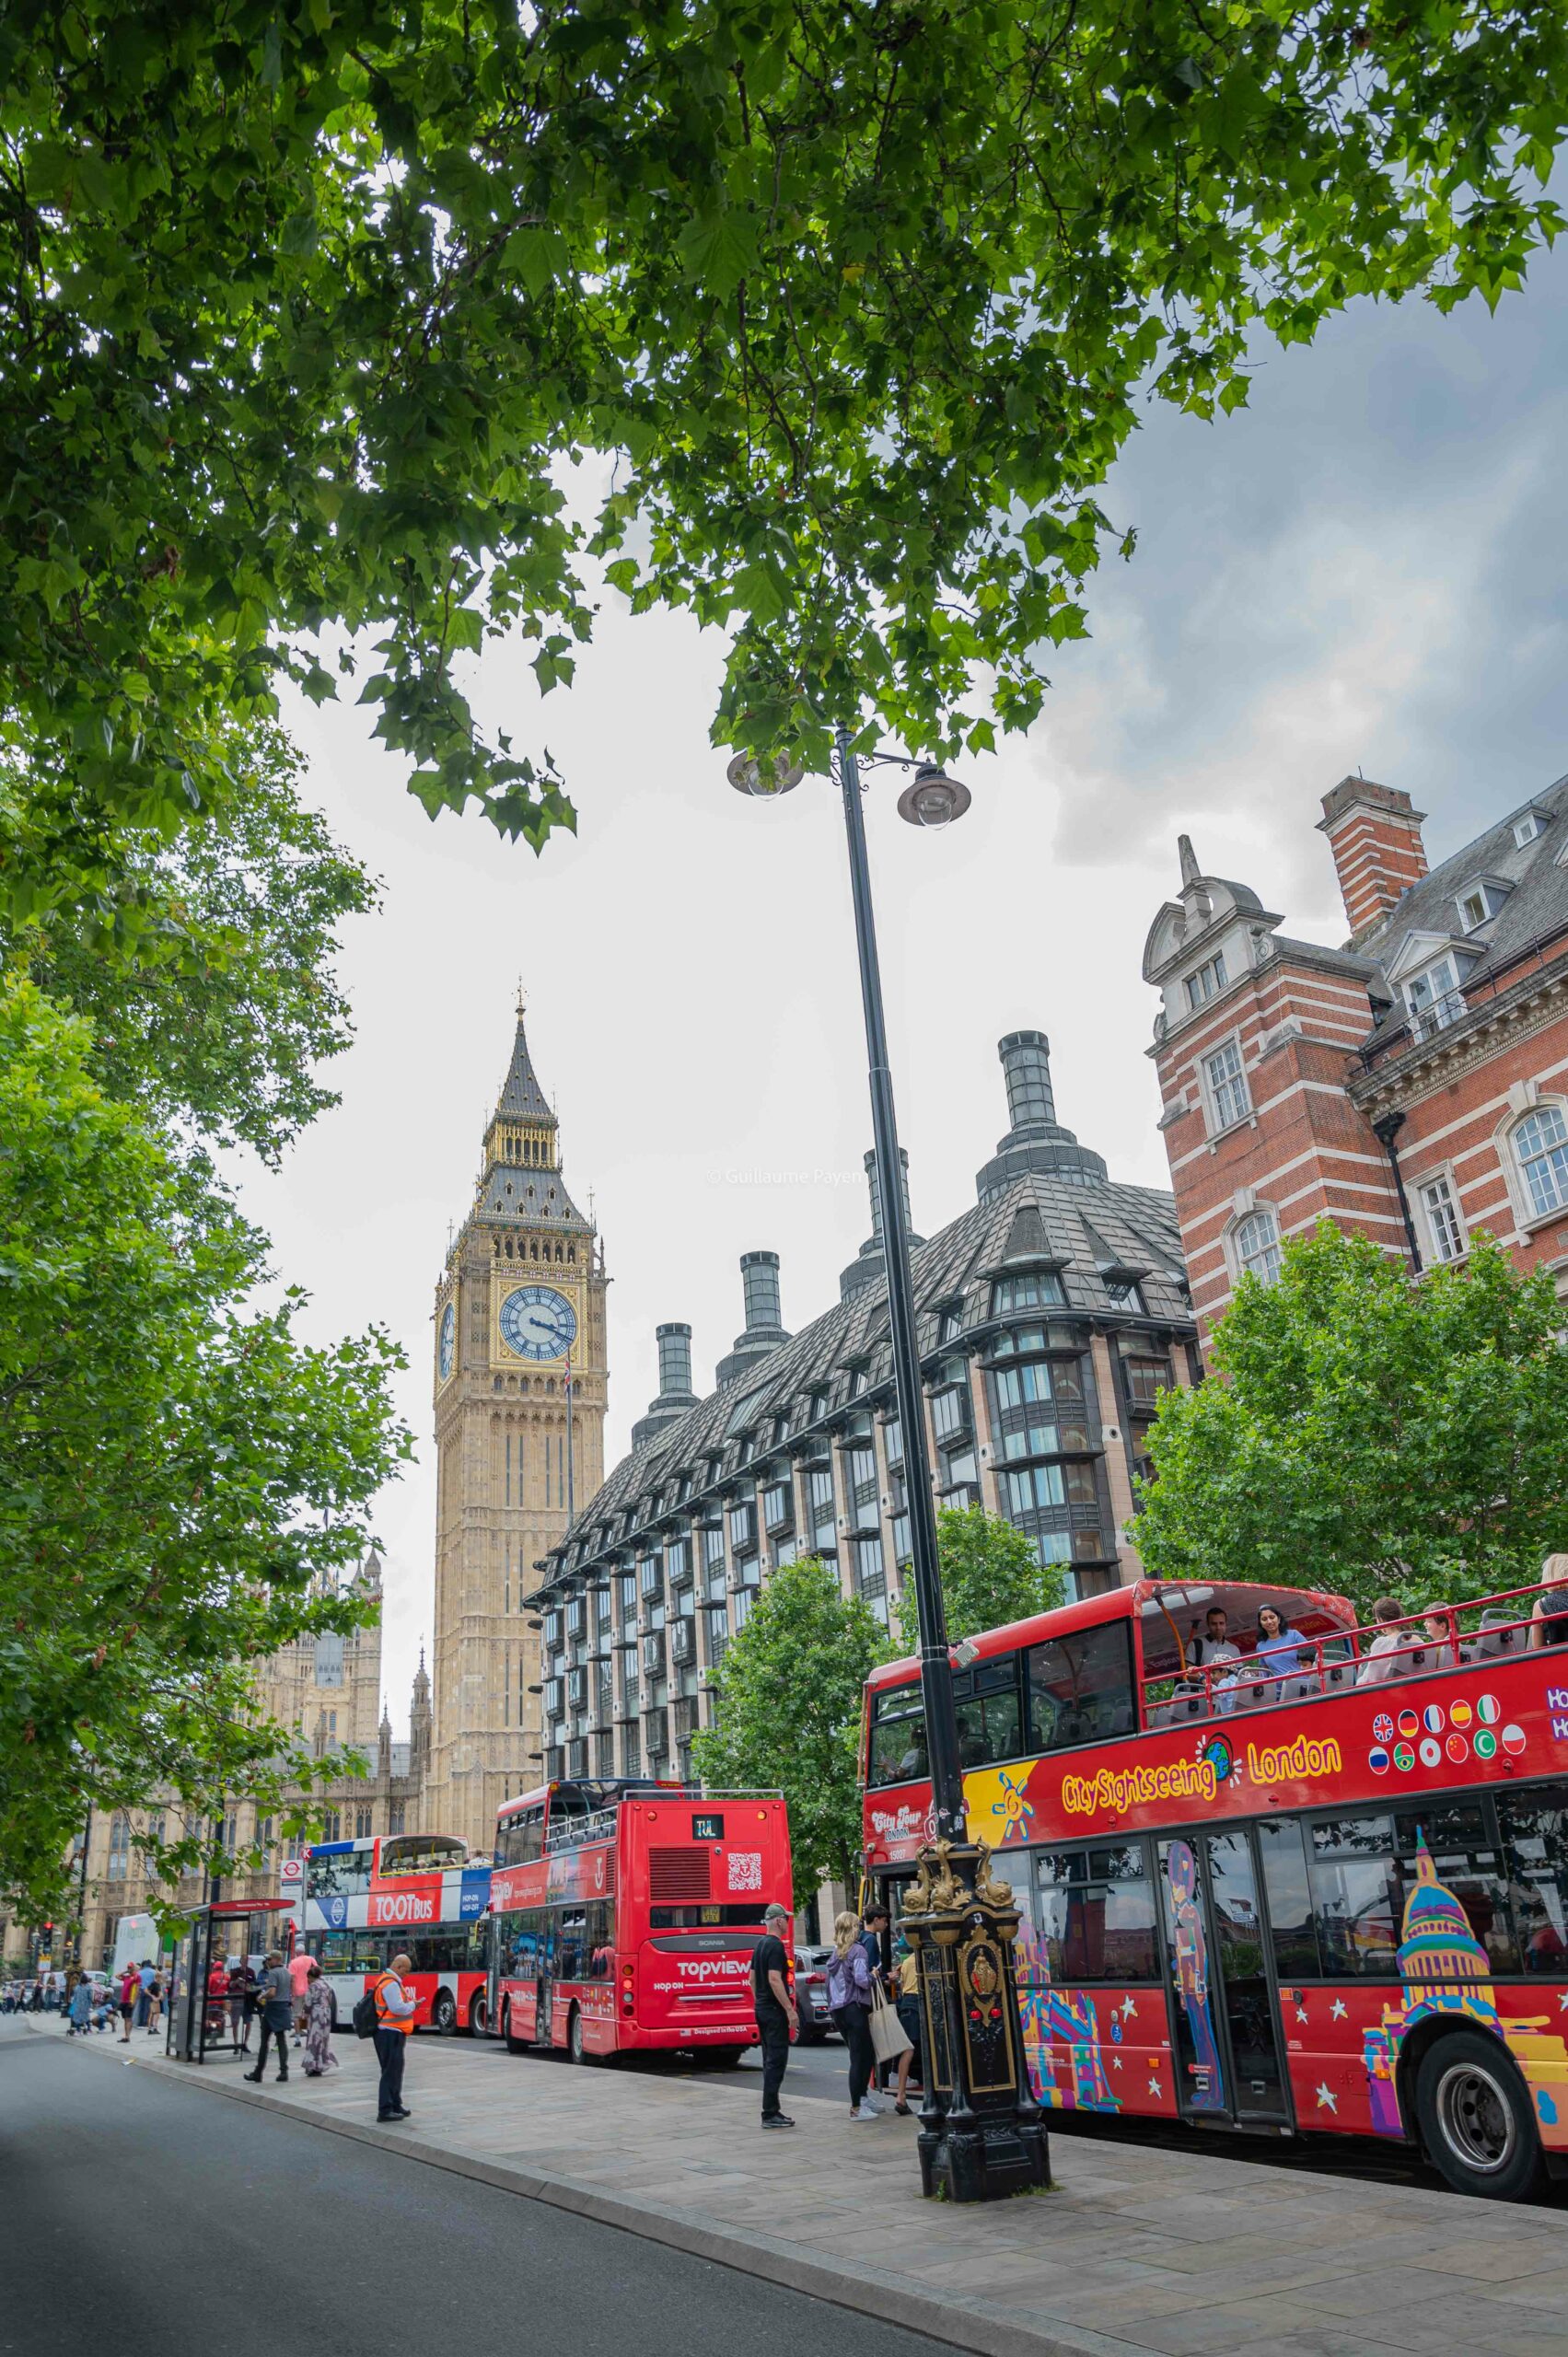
[0,2023,942,2357]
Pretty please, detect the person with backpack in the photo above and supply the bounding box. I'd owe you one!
[362,1951,416,2123]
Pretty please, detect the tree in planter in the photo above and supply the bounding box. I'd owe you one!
[3,1,1565,892]
[895,1506,1067,1654]
[1132,1224,1568,1616]
[692,1556,890,1912]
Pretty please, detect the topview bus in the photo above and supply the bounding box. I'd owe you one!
[300,1832,492,2034]
[488,1779,792,2065]
[863,1573,1568,2201]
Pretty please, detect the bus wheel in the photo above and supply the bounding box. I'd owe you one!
[431,1989,458,2037]
[468,1992,487,2037]
[567,2005,591,2066]
[503,2001,528,2058]
[1414,2030,1545,2200]
[707,2047,747,2070]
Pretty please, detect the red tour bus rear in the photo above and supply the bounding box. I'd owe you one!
[488,1779,792,2062]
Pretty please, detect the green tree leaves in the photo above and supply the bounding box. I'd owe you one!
[692,1556,890,1910]
[4,0,1565,884]
[895,1505,1067,1654]
[1133,1225,1568,1614]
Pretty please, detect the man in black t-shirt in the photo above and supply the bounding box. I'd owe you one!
[751,1902,798,2129]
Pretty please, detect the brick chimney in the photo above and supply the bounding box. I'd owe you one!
[1317,777,1428,941]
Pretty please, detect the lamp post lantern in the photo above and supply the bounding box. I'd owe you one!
[733,722,1049,2203]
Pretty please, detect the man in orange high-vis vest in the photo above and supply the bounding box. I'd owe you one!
[373,1951,417,2123]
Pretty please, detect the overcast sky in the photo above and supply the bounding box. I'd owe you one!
[234,246,1568,1730]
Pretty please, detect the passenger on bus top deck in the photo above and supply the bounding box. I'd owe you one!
[1252,1603,1307,1696]
[894,1724,928,1782]
[1355,1596,1408,1687]
[1420,1607,1464,1668]
[1184,1608,1240,1696]
[1528,1552,1568,1652]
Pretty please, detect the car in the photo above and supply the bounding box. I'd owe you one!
[794,1945,837,2043]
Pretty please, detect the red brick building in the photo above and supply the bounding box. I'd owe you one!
[1143,773,1568,1346]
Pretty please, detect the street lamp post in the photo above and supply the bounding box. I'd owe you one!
[730,724,1048,2203]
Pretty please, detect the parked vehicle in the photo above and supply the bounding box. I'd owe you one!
[793,1945,836,2043]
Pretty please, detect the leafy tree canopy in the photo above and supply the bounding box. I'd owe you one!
[895,1504,1066,1652]
[0,974,409,1923]
[692,1554,889,1909]
[4,721,377,1163]
[3,0,1563,895]
[1133,1225,1568,1615]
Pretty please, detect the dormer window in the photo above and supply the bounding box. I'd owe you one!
[1515,811,1548,848]
[1457,880,1508,933]
[1184,952,1228,1011]
[1404,954,1469,1040]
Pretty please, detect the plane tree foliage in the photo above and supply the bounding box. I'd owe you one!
[1133,1225,1568,1615]
[3,0,1564,898]
[895,1504,1068,1653]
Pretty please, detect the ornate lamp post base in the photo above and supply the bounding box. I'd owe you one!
[902,1839,1051,2203]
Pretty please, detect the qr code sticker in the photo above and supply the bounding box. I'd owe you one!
[727,1851,762,1893]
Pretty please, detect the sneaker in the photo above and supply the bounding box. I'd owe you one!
[849,2107,870,2123]
[859,2093,882,2115]
[759,2112,796,2130]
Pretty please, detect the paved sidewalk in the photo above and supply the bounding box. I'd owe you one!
[34,2017,1568,2357]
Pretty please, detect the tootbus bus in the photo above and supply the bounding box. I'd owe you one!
[863,1574,1568,2200]
[301,1832,492,2033]
[488,1779,792,2065]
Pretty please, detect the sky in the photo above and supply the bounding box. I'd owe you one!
[233,244,1568,1731]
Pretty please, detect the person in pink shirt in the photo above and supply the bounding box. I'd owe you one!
[287,1945,315,2049]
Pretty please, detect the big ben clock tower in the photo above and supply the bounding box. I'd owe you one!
[424,996,608,1852]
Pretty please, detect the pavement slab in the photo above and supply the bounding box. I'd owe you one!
[29,2016,1567,2357]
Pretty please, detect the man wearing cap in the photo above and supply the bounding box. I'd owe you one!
[751,1903,797,2130]
[373,1951,417,2123]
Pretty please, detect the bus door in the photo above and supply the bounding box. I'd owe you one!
[1156,1831,1291,2129]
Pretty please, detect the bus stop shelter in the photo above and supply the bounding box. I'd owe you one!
[166,1898,295,2064]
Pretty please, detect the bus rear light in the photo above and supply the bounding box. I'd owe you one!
[621,1961,634,2016]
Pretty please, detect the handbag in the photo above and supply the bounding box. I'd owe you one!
[867,1978,912,2064]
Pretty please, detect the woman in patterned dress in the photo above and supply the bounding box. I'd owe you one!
[302,1960,338,2075]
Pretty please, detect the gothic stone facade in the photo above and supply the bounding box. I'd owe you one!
[1144,772,1568,1343]
[533,1030,1198,1787]
[422,1003,608,1853]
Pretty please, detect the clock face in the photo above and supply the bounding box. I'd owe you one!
[437,1301,455,1382]
[498,1283,578,1363]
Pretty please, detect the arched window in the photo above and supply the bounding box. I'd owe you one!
[107,1812,132,1880]
[1233,1208,1282,1285]
[1512,1104,1568,1219]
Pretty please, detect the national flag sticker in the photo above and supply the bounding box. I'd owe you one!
[1446,1733,1470,1763]
[1419,1737,1442,1768]
[1477,1694,1501,1725]
[1474,1728,1499,1761]
[1422,1703,1445,1735]
[1450,1699,1473,1729]
[1502,1724,1527,1756]
[1394,1743,1416,1771]
[1397,1709,1420,1739]
[1368,1746,1390,1775]
[1372,1713,1395,1744]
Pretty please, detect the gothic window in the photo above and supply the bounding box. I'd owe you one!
[1512,1103,1568,1220]
[107,1812,132,1880]
[319,1807,341,1841]
[389,1803,405,1835]
[1202,1036,1251,1132]
[1232,1207,1282,1284]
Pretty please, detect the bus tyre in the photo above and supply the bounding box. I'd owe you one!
[1414,2030,1544,2201]
[432,1989,458,2037]
[468,1992,487,2037]
[567,2006,589,2066]
[707,2047,747,2070]
[503,2001,528,2058]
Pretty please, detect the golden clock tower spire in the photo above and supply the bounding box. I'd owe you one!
[423,1000,608,1853]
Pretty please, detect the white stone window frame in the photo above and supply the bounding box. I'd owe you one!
[1199,1028,1254,1141]
[1221,1197,1283,1289]
[1412,1161,1469,1266]
[1496,1086,1568,1235]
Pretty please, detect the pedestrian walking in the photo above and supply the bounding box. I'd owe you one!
[287,1943,315,2048]
[67,1972,92,2036]
[244,1952,293,2084]
[372,1951,417,2123]
[750,1901,797,2130]
[301,1961,338,2076]
[826,1910,879,2121]
[144,1967,164,2037]
[116,1961,140,2042]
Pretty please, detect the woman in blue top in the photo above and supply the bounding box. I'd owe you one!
[1253,1602,1307,1700]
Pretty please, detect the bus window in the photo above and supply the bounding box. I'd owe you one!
[868,1688,927,1786]
[1500,1782,1568,1974]
[307,1850,372,1898]
[1026,1623,1135,1753]
[1392,1801,1517,1975]
[584,1900,614,1978]
[952,1659,1022,1770]
[1032,1845,1159,1983]
[556,1908,587,1980]
[497,1807,544,1867]
[1308,1815,1400,1975]
[1257,1819,1319,1980]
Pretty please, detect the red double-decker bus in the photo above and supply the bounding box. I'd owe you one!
[302,1834,493,2035]
[487,1779,792,2065]
[863,1575,1568,2200]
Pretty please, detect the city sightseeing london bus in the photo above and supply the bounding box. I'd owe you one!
[862,1574,1568,2200]
[488,1779,792,2065]
[301,1833,493,2034]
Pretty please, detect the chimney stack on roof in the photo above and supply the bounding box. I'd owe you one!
[841,1149,923,1299]
[632,1320,700,1449]
[717,1252,791,1388]
[1317,776,1429,943]
[975,1029,1107,1201]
